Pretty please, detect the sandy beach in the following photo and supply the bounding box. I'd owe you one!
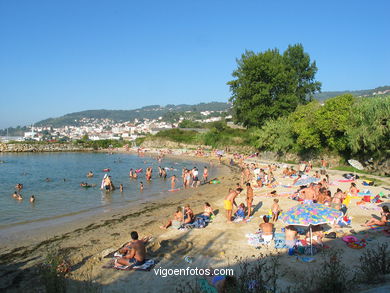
[1,150,390,292]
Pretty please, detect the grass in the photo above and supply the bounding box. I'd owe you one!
[330,165,371,174]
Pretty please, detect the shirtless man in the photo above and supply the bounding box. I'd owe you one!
[259,216,274,243]
[117,231,150,266]
[246,183,254,218]
[224,188,243,222]
[285,226,297,248]
[301,183,316,204]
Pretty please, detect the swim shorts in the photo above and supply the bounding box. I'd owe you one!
[224,200,232,210]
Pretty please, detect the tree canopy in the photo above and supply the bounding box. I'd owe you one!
[228,44,321,128]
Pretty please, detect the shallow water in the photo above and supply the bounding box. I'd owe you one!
[0,152,211,228]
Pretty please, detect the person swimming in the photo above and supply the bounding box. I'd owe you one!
[30,195,35,203]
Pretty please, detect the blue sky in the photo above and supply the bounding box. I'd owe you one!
[0,0,389,128]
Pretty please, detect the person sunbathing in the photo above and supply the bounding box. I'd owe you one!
[183,204,194,224]
[259,216,274,243]
[160,207,184,229]
[201,202,214,219]
[362,205,390,227]
[117,231,150,266]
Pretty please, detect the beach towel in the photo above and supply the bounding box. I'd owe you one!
[274,234,287,249]
[103,258,156,271]
[246,233,264,246]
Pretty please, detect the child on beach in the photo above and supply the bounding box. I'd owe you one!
[271,199,281,222]
[234,203,246,219]
[203,166,208,183]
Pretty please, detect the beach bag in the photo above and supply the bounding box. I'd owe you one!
[325,232,336,239]
[193,217,206,228]
[304,246,318,255]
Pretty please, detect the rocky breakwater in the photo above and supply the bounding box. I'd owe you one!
[0,142,92,152]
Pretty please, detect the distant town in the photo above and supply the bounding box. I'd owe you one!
[1,110,231,143]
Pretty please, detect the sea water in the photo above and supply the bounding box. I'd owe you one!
[0,152,212,228]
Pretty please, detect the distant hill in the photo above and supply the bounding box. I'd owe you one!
[35,102,232,127]
[314,85,390,101]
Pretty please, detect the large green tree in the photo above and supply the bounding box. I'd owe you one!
[228,44,321,128]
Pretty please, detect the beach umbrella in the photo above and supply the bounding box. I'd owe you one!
[281,203,343,255]
[293,177,320,187]
[348,159,364,179]
[348,159,364,170]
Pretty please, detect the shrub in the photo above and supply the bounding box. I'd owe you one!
[356,243,390,284]
[296,250,353,293]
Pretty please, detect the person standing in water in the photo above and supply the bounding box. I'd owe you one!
[203,166,208,183]
[171,175,178,190]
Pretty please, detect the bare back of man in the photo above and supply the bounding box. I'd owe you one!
[118,239,146,266]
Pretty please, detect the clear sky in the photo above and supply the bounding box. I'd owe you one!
[1,0,389,128]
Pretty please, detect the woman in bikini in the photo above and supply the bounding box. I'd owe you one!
[363,205,390,227]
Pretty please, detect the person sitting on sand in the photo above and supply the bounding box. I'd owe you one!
[234,203,246,219]
[160,207,183,229]
[331,188,344,209]
[285,226,297,248]
[184,204,194,224]
[362,205,390,227]
[271,199,281,222]
[349,182,358,197]
[324,190,332,206]
[259,216,274,243]
[201,202,214,220]
[224,188,243,223]
[117,231,150,266]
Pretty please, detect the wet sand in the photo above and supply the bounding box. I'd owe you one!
[1,150,389,292]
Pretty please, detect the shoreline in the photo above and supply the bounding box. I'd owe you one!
[0,151,234,290]
[0,150,223,247]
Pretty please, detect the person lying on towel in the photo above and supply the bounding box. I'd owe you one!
[117,231,151,266]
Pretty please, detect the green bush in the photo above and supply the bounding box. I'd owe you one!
[155,129,200,144]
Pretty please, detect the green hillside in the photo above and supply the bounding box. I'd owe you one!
[34,102,231,127]
[314,85,390,101]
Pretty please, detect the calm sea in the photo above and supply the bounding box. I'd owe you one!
[0,152,212,228]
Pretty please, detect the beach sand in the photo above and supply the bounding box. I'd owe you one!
[1,150,390,292]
